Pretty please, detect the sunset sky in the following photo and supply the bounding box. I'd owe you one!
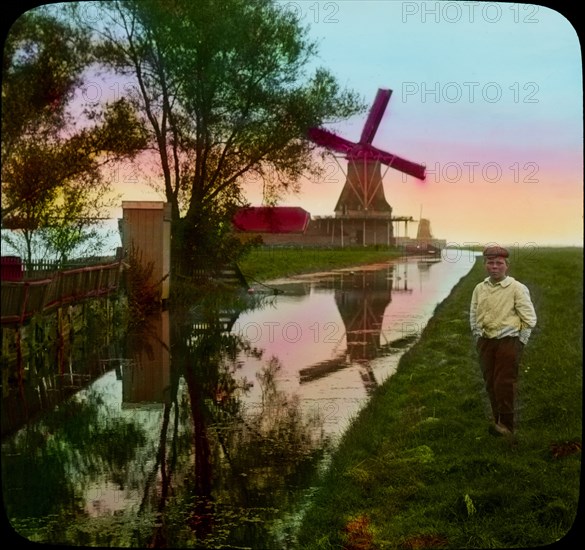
[24,1,579,250]
[240,1,582,248]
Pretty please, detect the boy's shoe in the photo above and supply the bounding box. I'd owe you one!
[489,423,513,437]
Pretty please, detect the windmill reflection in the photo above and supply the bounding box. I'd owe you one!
[299,261,437,393]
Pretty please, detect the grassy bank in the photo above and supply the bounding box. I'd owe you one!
[238,246,402,283]
[296,247,582,549]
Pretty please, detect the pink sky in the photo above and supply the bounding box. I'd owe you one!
[241,2,583,247]
[112,2,582,248]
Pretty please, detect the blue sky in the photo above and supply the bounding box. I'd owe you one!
[244,1,583,247]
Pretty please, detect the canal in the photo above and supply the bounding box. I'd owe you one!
[1,251,476,548]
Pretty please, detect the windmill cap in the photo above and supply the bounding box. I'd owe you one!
[483,246,509,258]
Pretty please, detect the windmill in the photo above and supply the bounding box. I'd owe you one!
[308,88,426,246]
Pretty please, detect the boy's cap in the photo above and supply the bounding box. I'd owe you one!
[483,246,509,258]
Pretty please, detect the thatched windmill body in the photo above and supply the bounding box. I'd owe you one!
[308,88,426,246]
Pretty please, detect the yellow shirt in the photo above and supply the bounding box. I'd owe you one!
[470,276,537,344]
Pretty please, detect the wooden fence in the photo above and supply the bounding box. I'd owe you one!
[1,261,123,326]
[23,256,120,280]
[187,265,248,288]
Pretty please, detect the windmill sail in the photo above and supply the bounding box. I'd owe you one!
[308,87,426,181]
[359,88,392,144]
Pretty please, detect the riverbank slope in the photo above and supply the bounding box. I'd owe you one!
[295,247,582,549]
[238,246,404,283]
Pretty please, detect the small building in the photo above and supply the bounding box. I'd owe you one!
[232,206,312,245]
[232,204,415,248]
[120,201,171,301]
[0,256,23,281]
[395,218,447,254]
[233,206,310,233]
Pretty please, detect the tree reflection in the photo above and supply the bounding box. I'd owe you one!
[147,291,329,548]
[2,288,330,548]
[1,384,149,544]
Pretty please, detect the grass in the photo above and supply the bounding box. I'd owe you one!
[293,247,582,549]
[238,246,403,283]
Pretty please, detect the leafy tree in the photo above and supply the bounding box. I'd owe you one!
[84,0,364,271]
[1,7,147,263]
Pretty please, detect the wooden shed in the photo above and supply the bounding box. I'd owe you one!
[120,201,171,301]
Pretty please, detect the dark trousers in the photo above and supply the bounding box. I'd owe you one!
[477,336,523,432]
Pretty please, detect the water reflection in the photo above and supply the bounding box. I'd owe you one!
[302,263,409,391]
[166,295,328,548]
[123,310,171,407]
[232,256,464,440]
[1,253,474,548]
[1,302,122,439]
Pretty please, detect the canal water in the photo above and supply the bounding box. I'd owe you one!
[1,251,476,548]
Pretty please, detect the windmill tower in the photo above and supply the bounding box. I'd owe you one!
[308,89,426,246]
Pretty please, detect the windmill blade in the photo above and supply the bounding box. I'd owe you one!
[307,127,357,155]
[363,144,426,180]
[359,88,392,145]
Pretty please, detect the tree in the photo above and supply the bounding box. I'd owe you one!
[1,7,147,263]
[85,0,364,271]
